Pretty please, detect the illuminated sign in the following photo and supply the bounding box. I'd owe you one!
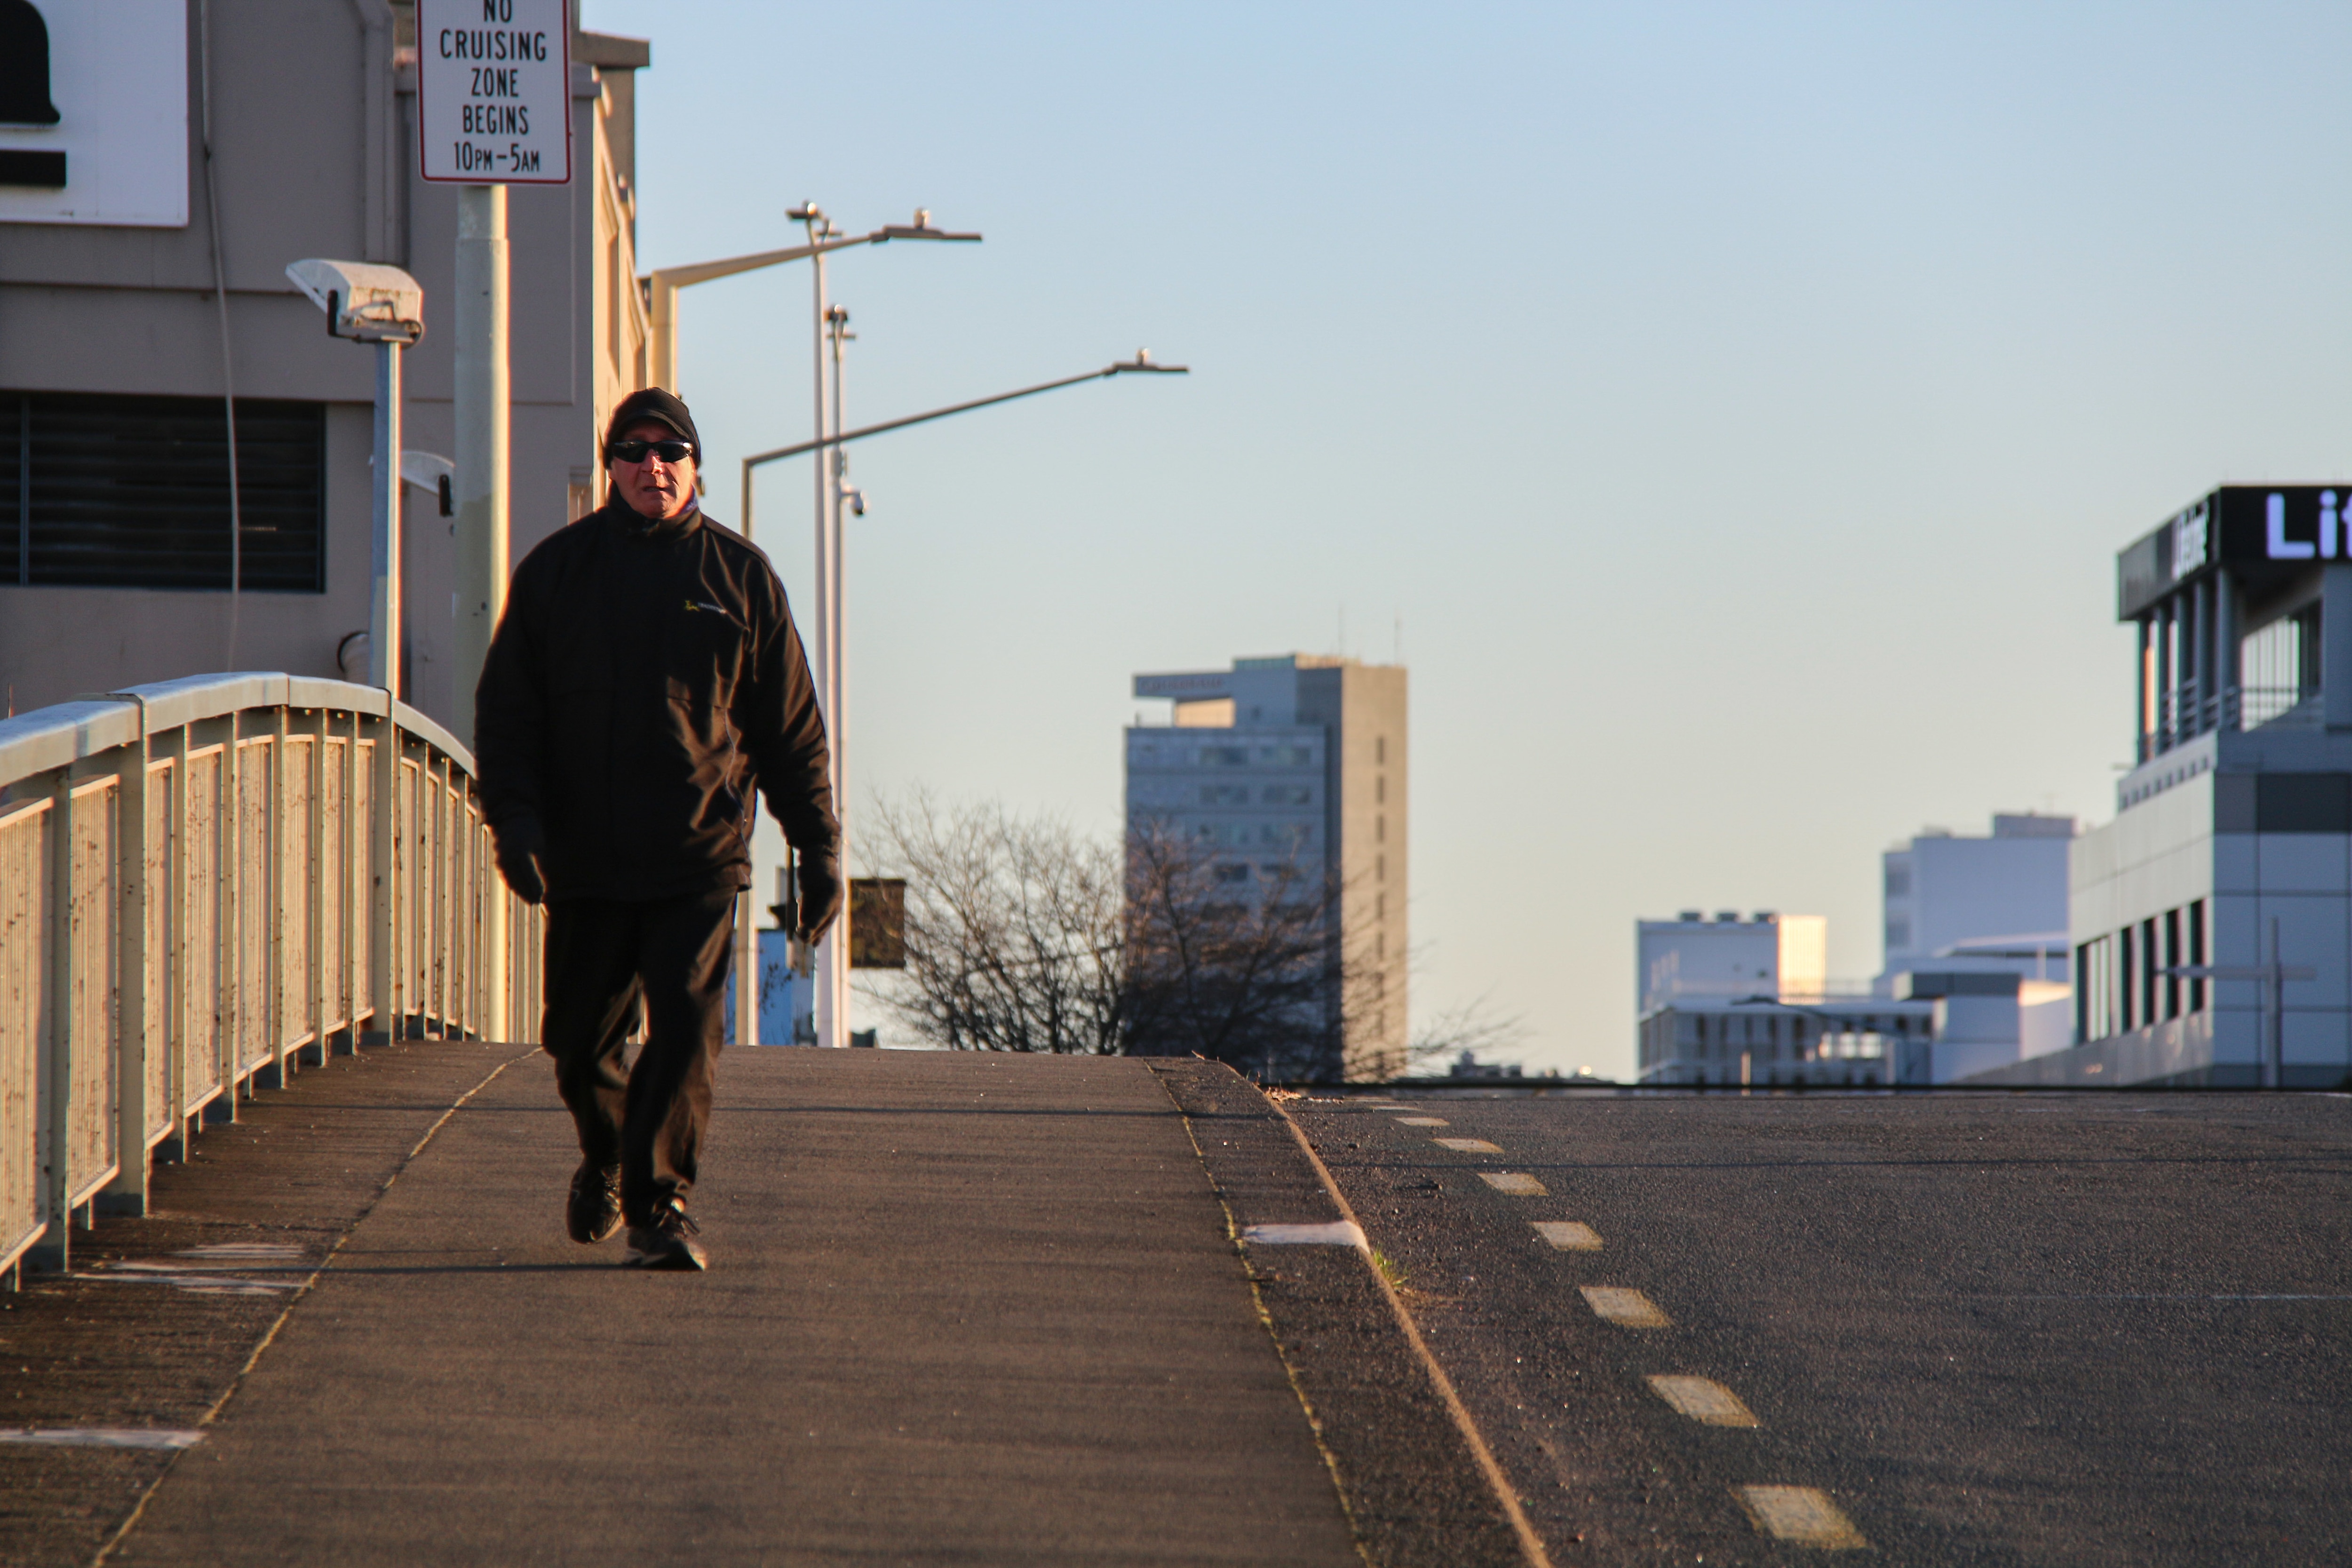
[2118,486,2352,618]
[416,0,573,185]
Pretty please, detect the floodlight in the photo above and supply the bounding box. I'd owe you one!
[286,257,426,690]
[1109,349,1187,375]
[286,258,426,344]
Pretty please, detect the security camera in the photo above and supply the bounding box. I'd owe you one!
[286,258,425,344]
[842,486,867,517]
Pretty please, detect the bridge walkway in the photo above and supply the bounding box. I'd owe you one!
[99,1048,1360,1567]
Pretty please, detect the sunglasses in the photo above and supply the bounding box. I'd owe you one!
[609,438,694,464]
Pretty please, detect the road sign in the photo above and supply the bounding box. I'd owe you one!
[415,0,572,185]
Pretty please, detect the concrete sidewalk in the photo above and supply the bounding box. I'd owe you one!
[107,1051,1360,1567]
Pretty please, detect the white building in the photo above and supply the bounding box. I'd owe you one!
[1637,910,1826,1013]
[1880,815,2074,986]
[1876,814,2078,1077]
[1633,911,1932,1086]
[1970,486,2352,1087]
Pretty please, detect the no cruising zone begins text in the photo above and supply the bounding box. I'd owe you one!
[416,0,573,184]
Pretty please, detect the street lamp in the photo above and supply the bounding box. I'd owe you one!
[286,259,425,692]
[640,207,978,1051]
[642,207,979,393]
[738,351,1191,533]
[739,348,1189,1050]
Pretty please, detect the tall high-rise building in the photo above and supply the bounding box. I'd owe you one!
[1125,654,1407,1081]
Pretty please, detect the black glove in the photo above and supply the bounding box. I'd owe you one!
[493,817,548,906]
[796,854,843,946]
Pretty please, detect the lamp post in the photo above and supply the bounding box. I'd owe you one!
[736,350,1189,1049]
[642,209,980,395]
[641,208,977,1051]
[285,260,426,691]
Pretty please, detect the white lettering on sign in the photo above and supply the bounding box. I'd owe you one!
[2268,492,2318,560]
[416,0,572,185]
[2170,499,2209,580]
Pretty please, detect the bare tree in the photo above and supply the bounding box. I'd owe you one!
[864,792,1523,1082]
[1121,823,1353,1082]
[859,791,1126,1054]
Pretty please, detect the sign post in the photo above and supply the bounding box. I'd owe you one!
[417,0,572,1040]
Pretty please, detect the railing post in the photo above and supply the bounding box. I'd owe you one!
[34,768,72,1271]
[305,707,327,1066]
[367,709,396,1046]
[435,752,450,1036]
[153,725,190,1161]
[263,705,289,1088]
[104,719,151,1217]
[339,707,360,1054]
[477,783,500,1040]
[220,716,242,1119]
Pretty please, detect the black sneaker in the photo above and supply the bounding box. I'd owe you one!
[623,1203,707,1272]
[566,1162,623,1244]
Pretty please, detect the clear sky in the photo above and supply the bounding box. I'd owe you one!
[579,0,2352,1078]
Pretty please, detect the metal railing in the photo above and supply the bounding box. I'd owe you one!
[2140,683,2315,761]
[0,673,542,1280]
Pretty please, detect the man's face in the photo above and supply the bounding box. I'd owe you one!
[609,418,699,521]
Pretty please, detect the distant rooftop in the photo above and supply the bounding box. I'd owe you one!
[1135,652,1387,700]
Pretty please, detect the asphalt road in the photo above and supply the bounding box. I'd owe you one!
[1293,1089,2352,1568]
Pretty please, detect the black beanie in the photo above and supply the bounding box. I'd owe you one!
[604,388,701,463]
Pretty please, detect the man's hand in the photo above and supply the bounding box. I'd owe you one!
[494,817,548,906]
[796,854,843,946]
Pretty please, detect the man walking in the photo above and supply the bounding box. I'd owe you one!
[475,388,841,1272]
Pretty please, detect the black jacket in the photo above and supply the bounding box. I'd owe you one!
[474,498,838,901]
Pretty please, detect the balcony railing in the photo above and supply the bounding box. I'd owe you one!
[2138,684,2315,763]
[0,673,542,1281]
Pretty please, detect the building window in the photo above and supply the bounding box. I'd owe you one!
[2,390,326,590]
[1200,784,1250,806]
[2187,900,2206,1013]
[2141,917,2160,1027]
[2075,941,2092,1042]
[2118,926,2136,1034]
[1214,863,1250,884]
[1375,774,1385,804]
[2162,907,2182,1020]
[1375,814,1385,843]
[1884,867,1911,897]
[1884,919,1911,951]
[1375,737,1386,764]
[2239,605,2321,727]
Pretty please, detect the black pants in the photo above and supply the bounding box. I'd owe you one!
[541,889,736,1223]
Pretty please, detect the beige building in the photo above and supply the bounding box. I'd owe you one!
[0,2,651,734]
[1128,654,1408,1081]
